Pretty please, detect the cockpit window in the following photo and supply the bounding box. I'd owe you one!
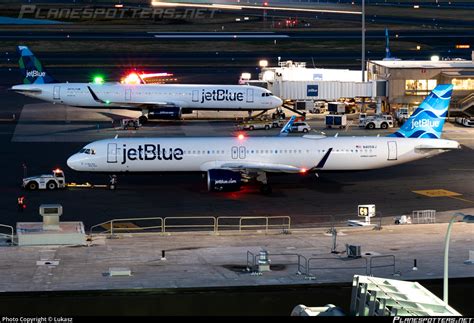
[79,148,95,155]
[261,92,273,97]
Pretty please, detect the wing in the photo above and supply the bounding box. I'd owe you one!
[200,148,334,173]
[87,86,177,107]
[200,161,301,173]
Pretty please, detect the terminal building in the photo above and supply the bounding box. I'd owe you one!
[242,53,474,116]
[368,54,474,116]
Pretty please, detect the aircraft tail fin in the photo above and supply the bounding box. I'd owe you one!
[385,28,391,59]
[388,84,453,139]
[279,115,296,136]
[17,45,57,84]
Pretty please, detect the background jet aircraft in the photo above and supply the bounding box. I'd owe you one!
[11,46,282,123]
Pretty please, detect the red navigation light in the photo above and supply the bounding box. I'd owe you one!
[114,4,124,8]
[237,134,245,140]
[122,72,142,85]
[263,2,269,6]
[300,168,307,174]
[53,168,62,173]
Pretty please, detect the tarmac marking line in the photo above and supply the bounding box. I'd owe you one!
[412,189,474,204]
[412,189,462,197]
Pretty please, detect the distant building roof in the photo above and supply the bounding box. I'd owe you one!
[370,60,474,69]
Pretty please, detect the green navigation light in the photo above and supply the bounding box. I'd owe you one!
[93,75,105,84]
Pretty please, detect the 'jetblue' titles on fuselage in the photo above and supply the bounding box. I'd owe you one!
[200,89,244,103]
[121,144,183,164]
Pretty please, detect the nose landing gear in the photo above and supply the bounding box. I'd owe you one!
[109,175,118,190]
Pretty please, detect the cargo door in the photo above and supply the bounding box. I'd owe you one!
[107,143,117,163]
[192,90,199,102]
[125,89,131,101]
[246,89,254,103]
[53,86,61,100]
[387,141,397,160]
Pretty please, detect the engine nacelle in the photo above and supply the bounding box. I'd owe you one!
[148,107,182,120]
[207,169,242,192]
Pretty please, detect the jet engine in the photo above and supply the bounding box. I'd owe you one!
[148,107,182,120]
[207,169,242,192]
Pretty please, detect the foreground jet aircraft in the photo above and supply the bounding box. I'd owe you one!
[67,85,459,193]
[11,46,282,123]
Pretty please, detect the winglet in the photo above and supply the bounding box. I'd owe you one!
[87,86,106,104]
[310,148,333,171]
[279,116,296,136]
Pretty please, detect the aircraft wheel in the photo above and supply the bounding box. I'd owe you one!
[109,184,116,190]
[138,116,148,125]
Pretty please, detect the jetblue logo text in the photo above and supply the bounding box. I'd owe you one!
[121,144,183,164]
[307,85,319,97]
[411,118,440,129]
[200,89,244,103]
[26,70,46,78]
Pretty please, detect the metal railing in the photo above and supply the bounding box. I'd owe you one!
[246,251,307,275]
[217,216,290,233]
[307,256,369,277]
[89,217,164,237]
[412,210,436,224]
[89,216,291,238]
[0,224,14,246]
[164,217,215,232]
[368,255,396,276]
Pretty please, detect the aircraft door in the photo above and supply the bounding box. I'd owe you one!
[192,90,199,102]
[239,146,246,159]
[231,146,238,159]
[246,89,254,103]
[53,86,60,100]
[107,143,118,163]
[387,141,397,160]
[125,89,131,101]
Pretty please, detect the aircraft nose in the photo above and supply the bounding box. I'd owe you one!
[67,153,81,170]
[274,96,283,107]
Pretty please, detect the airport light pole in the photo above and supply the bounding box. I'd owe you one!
[443,212,474,304]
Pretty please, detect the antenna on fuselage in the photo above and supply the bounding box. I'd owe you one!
[334,133,339,138]
[114,134,118,139]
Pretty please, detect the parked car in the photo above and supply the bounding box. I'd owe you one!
[290,122,311,133]
[238,120,273,131]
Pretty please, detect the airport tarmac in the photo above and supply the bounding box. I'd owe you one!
[0,99,473,231]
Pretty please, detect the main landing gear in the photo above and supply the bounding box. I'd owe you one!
[139,109,149,125]
[257,172,272,195]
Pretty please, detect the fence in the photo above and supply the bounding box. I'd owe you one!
[307,257,369,277]
[246,251,307,275]
[412,210,436,224]
[90,216,291,237]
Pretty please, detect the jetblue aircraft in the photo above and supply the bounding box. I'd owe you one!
[10,46,282,123]
[67,85,459,194]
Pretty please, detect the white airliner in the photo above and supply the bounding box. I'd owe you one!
[11,46,282,123]
[67,85,460,194]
